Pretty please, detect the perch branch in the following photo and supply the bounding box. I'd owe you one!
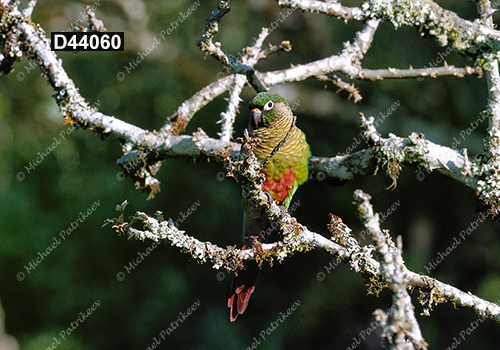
[106,152,500,324]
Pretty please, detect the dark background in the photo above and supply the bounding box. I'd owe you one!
[1,0,499,349]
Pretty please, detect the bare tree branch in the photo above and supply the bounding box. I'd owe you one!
[316,73,363,103]
[159,40,292,136]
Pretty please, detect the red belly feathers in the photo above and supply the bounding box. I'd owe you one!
[261,169,296,204]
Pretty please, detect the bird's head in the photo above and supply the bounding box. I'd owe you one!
[248,92,291,130]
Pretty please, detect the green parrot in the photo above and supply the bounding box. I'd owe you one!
[228,92,311,322]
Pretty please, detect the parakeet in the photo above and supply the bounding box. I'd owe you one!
[228,92,311,322]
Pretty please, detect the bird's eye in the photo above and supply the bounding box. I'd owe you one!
[263,101,274,111]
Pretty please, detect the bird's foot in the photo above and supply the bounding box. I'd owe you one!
[263,191,274,206]
[263,191,288,219]
[278,205,288,220]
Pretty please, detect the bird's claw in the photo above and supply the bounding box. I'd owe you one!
[263,191,274,206]
[278,205,287,220]
[263,191,287,219]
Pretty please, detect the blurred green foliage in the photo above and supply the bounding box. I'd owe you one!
[1,0,499,349]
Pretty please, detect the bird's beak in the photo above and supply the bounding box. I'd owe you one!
[250,107,262,128]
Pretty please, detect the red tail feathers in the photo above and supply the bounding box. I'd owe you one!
[228,284,256,322]
[228,261,259,321]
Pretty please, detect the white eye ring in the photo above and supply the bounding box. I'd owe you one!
[263,101,274,111]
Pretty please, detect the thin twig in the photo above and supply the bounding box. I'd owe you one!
[22,0,37,18]
[218,28,270,142]
[196,0,231,65]
[161,76,236,135]
[85,6,106,32]
[316,73,363,102]
[358,65,482,80]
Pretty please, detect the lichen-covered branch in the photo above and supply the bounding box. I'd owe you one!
[309,118,478,191]
[276,0,358,21]
[472,1,500,217]
[476,1,500,139]
[105,165,500,324]
[277,0,500,59]
[108,206,500,323]
[355,190,427,350]
[405,269,500,323]
[359,65,482,81]
[360,114,478,188]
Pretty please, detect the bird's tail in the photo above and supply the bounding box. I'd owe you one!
[229,203,277,321]
[228,260,259,322]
